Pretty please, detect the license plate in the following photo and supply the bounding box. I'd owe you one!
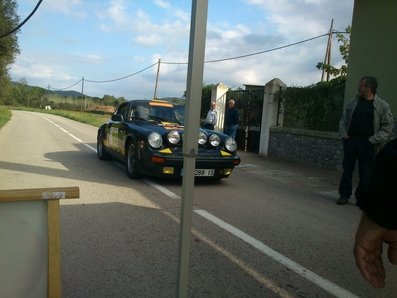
[181,169,215,177]
[195,169,215,177]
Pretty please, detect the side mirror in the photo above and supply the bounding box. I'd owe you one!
[111,114,123,122]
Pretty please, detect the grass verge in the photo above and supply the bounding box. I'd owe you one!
[0,106,12,129]
[9,106,111,127]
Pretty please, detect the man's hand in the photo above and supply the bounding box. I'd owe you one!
[354,214,397,288]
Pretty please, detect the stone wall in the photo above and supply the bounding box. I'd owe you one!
[268,127,343,170]
[268,122,397,170]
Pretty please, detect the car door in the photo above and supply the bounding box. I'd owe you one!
[108,102,130,155]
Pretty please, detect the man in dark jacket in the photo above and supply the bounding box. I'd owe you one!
[224,99,239,139]
[337,76,394,205]
[354,138,397,288]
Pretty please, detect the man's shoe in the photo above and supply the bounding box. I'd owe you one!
[336,197,349,205]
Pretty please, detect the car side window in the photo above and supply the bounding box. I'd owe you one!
[116,103,131,122]
[132,104,149,120]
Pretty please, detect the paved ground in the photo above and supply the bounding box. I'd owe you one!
[237,150,343,203]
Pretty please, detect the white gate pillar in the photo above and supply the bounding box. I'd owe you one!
[259,78,286,156]
[211,82,229,132]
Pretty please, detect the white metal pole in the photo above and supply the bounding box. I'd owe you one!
[176,1,208,297]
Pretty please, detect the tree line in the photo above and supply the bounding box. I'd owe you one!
[0,0,20,103]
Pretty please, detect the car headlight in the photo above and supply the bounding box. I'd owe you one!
[198,131,207,145]
[225,137,237,152]
[148,132,163,149]
[167,130,180,144]
[209,134,220,147]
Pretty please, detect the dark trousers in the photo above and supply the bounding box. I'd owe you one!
[203,123,214,130]
[338,138,375,204]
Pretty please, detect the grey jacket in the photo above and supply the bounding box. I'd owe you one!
[339,94,394,144]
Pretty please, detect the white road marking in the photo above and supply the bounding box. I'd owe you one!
[195,209,358,298]
[43,114,358,297]
[41,116,97,152]
[144,177,358,298]
[143,179,181,200]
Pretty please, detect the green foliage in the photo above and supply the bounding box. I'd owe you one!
[11,106,111,127]
[2,81,126,111]
[316,25,351,78]
[283,77,345,131]
[0,0,20,100]
[0,106,12,129]
[183,84,215,119]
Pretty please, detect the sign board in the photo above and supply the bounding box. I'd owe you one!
[0,187,79,298]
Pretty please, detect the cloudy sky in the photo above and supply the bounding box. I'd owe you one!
[11,0,354,100]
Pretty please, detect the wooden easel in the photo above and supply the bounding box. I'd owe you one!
[0,187,79,298]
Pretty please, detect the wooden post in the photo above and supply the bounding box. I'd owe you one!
[0,186,79,298]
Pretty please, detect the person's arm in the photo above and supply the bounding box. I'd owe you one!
[369,102,394,144]
[354,213,397,288]
[338,106,349,139]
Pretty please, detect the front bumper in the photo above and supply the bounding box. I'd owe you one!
[138,147,241,179]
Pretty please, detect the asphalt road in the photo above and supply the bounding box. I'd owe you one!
[1,110,396,297]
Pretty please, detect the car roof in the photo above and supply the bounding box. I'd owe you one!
[130,99,174,107]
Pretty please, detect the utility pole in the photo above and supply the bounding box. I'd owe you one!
[81,77,85,111]
[153,59,161,100]
[321,19,333,82]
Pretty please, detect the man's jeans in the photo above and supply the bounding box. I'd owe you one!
[338,138,375,204]
[224,125,238,139]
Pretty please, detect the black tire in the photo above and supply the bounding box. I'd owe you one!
[126,141,142,179]
[97,130,111,160]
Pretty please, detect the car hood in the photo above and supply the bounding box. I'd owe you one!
[137,121,184,134]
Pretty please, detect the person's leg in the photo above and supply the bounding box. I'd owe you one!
[224,126,230,136]
[355,140,375,205]
[338,139,358,204]
[230,125,237,139]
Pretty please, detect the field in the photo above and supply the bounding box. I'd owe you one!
[0,106,111,128]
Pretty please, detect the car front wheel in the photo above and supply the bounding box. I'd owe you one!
[126,141,141,179]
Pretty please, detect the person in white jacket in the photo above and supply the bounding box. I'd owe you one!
[204,101,217,130]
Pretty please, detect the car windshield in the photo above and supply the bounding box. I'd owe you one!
[173,105,185,125]
[132,101,183,125]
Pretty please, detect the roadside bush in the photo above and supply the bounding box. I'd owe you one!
[283,77,345,132]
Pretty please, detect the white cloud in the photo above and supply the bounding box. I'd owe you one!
[134,34,162,46]
[153,0,170,9]
[41,0,86,18]
[83,54,103,63]
[11,55,75,83]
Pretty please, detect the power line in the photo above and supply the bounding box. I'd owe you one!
[49,79,83,91]
[48,30,349,92]
[162,31,348,65]
[85,62,158,83]
[0,0,43,39]
[49,62,158,91]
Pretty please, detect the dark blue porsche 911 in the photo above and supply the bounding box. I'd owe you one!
[97,99,241,179]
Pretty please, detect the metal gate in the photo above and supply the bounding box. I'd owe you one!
[226,89,264,153]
